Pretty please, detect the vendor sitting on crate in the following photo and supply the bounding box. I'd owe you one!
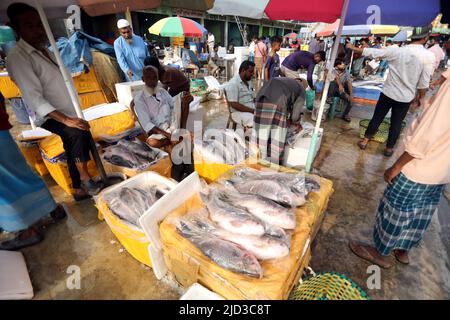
[131,66,193,149]
[326,59,353,123]
[144,57,190,97]
[225,60,256,129]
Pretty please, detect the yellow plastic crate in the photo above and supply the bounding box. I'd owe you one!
[79,91,108,110]
[0,76,21,99]
[18,142,48,177]
[72,69,102,94]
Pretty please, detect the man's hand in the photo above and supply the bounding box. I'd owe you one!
[384,165,402,184]
[127,70,134,79]
[293,123,303,134]
[64,117,90,131]
[346,43,354,50]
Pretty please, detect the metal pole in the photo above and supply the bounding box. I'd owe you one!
[305,0,350,172]
[35,0,109,184]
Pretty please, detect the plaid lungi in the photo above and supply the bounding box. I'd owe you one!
[253,102,288,165]
[373,172,445,256]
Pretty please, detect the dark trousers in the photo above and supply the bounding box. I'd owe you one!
[41,119,92,189]
[365,93,410,148]
[328,81,352,117]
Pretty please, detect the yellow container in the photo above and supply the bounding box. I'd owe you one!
[72,69,103,94]
[79,91,108,110]
[97,198,152,267]
[0,76,21,99]
[18,141,48,177]
[159,164,334,300]
[102,156,172,178]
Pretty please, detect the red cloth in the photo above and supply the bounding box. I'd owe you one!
[265,0,343,23]
[0,92,12,131]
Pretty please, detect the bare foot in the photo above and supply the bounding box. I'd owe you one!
[393,249,409,265]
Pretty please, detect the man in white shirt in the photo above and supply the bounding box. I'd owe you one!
[6,3,100,201]
[225,61,256,129]
[131,66,193,149]
[207,32,215,55]
[347,25,434,157]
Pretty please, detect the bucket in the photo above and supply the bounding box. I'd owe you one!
[306,90,315,111]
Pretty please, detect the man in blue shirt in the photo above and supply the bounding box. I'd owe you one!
[265,36,282,80]
[281,50,325,90]
[114,19,149,82]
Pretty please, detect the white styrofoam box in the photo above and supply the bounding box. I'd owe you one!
[0,251,34,300]
[233,47,249,77]
[140,172,202,279]
[180,283,225,300]
[283,128,323,169]
[186,96,203,138]
[82,102,128,121]
[115,80,145,107]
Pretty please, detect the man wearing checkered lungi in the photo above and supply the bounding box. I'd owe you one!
[350,67,450,268]
[253,78,305,165]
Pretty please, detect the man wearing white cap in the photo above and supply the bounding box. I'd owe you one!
[114,19,149,81]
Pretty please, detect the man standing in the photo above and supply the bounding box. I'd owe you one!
[114,19,148,82]
[207,32,215,55]
[281,50,326,90]
[225,61,256,129]
[348,25,435,157]
[308,35,320,54]
[254,37,267,80]
[264,36,282,81]
[254,77,305,164]
[427,36,445,71]
[6,3,100,200]
[327,59,353,122]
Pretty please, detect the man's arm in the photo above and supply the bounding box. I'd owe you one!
[347,78,353,98]
[225,83,255,113]
[228,102,255,113]
[114,40,132,78]
[384,152,415,184]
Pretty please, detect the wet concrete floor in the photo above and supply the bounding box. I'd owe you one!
[4,85,450,300]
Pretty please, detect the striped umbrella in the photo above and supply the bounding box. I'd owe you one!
[149,16,207,38]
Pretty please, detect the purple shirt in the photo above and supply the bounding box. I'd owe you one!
[282,50,316,88]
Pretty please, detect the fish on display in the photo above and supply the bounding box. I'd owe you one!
[186,213,290,260]
[227,177,301,208]
[305,177,321,192]
[176,220,263,278]
[202,189,266,236]
[103,145,148,168]
[234,167,308,203]
[219,192,296,230]
[117,139,158,161]
[105,185,165,226]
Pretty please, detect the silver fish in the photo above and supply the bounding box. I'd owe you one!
[228,177,301,208]
[117,139,158,161]
[176,220,263,278]
[103,145,148,168]
[220,192,296,230]
[186,213,289,260]
[202,189,266,236]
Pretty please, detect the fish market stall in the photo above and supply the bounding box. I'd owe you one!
[95,172,178,267]
[140,163,333,300]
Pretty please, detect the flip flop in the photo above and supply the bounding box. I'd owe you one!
[349,241,392,269]
[357,141,368,150]
[0,231,43,251]
[393,250,410,265]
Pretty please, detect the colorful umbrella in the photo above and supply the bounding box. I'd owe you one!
[149,16,207,38]
[284,33,301,39]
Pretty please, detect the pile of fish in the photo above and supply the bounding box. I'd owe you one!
[194,129,251,165]
[104,184,169,226]
[175,168,321,278]
[103,139,161,169]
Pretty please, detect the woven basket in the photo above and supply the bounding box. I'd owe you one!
[293,272,370,300]
[359,118,406,144]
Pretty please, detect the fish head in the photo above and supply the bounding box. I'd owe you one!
[240,251,263,279]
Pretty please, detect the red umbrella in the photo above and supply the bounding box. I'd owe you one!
[284,32,301,39]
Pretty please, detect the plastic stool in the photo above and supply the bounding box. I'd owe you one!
[328,97,341,121]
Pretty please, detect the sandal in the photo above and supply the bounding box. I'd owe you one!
[0,228,43,251]
[349,241,392,269]
[384,148,394,157]
[342,116,352,123]
[49,204,67,223]
[357,140,368,150]
[393,250,410,265]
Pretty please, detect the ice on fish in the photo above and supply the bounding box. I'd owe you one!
[176,220,263,278]
[202,189,266,236]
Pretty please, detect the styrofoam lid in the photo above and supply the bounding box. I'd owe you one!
[180,283,225,300]
[0,251,33,300]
